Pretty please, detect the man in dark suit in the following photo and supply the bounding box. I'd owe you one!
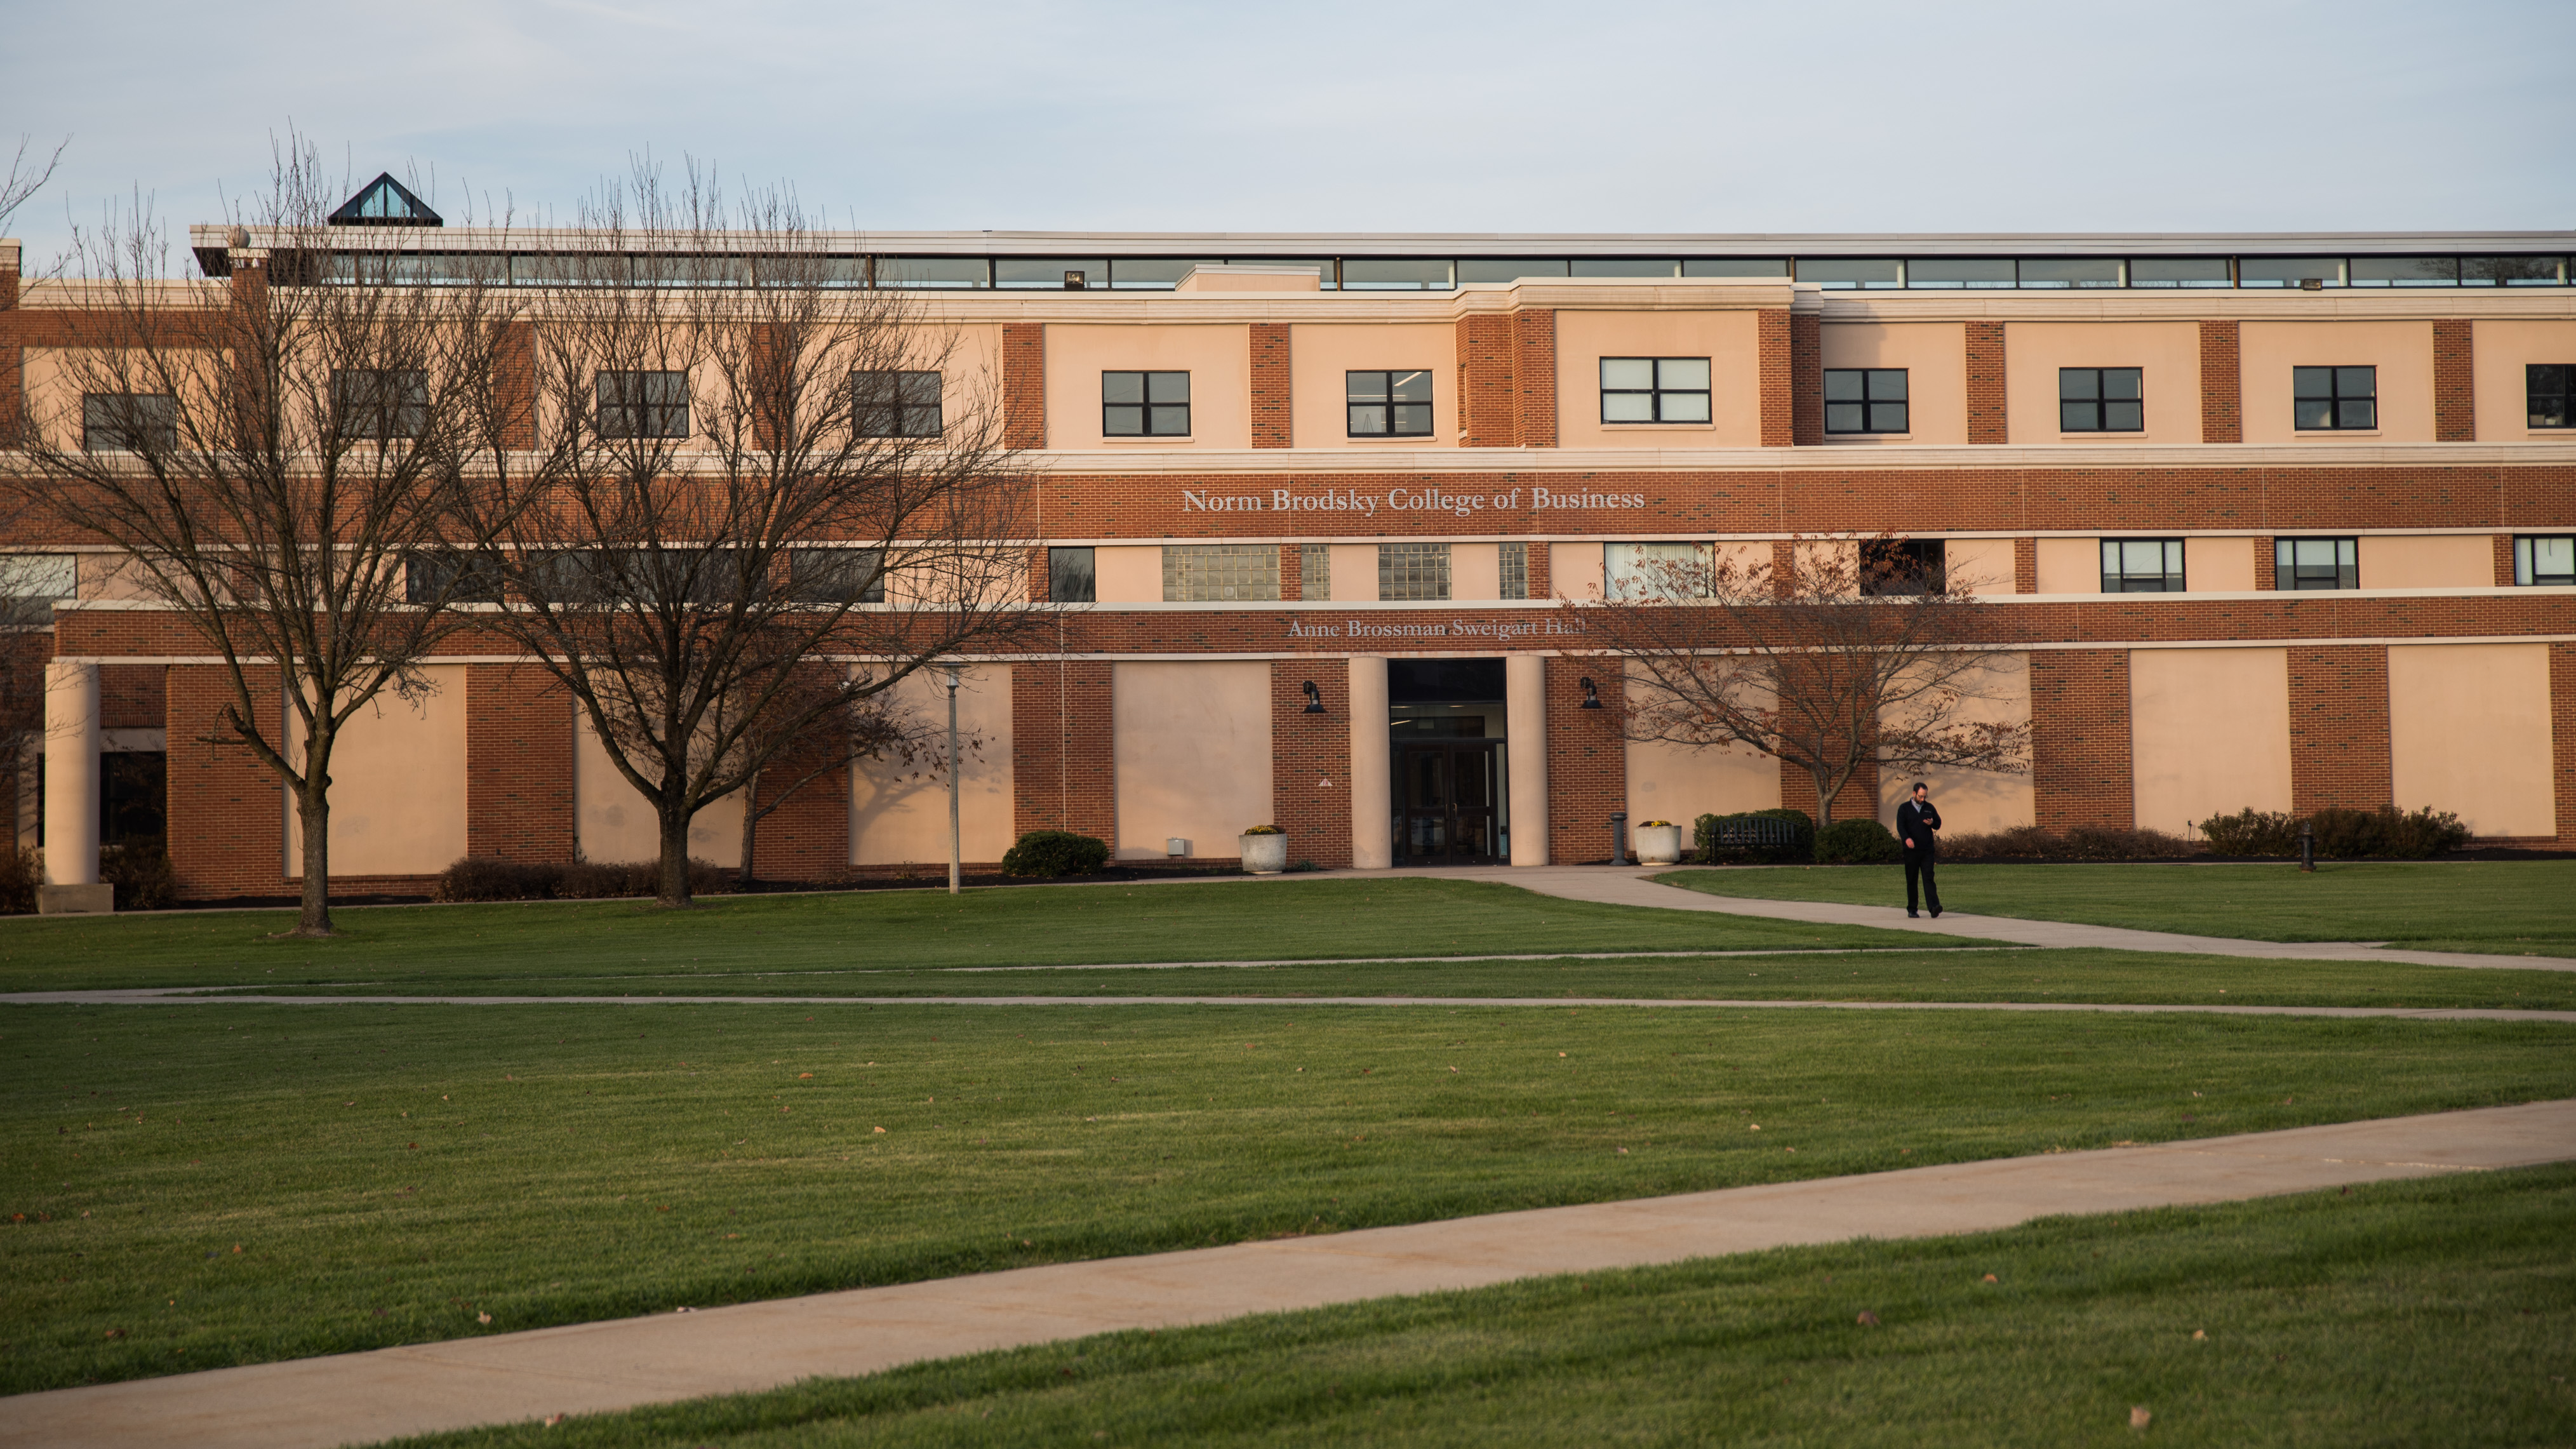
[1896,781,1942,919]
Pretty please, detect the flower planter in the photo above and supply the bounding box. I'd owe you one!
[1632,823,1684,865]
[1239,832,1290,874]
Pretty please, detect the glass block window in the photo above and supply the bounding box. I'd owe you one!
[1162,544,1277,601]
[2513,536,2574,587]
[2293,367,2376,431]
[1298,542,1331,601]
[1498,542,1530,600]
[2101,538,2185,592]
[81,392,176,453]
[2276,537,2359,591]
[2528,364,2573,429]
[2060,368,2144,432]
[1599,357,1711,423]
[597,371,690,438]
[1824,369,1908,434]
[1347,370,1433,436]
[1377,543,1451,601]
[854,371,942,437]
[1048,547,1095,603]
[1104,371,1189,436]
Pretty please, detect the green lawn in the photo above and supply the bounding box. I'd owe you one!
[8,1000,2572,1395]
[0,879,1956,995]
[1657,860,2576,957]
[373,1164,2576,1449]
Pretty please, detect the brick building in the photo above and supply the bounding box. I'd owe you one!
[5,218,2573,900]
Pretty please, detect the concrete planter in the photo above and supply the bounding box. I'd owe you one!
[1632,823,1684,865]
[1239,832,1290,874]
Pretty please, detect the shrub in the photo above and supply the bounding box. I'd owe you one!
[1940,825,2195,862]
[1694,808,1813,864]
[434,855,733,902]
[1813,817,1901,864]
[2195,804,2469,859]
[2196,808,2300,856]
[1001,830,1110,878]
[1241,824,1284,836]
[100,837,177,911]
[434,857,564,902]
[558,858,731,899]
[0,847,37,915]
[2381,805,2471,858]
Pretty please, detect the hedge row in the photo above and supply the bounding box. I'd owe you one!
[432,856,733,902]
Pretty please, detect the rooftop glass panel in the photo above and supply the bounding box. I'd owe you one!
[1907,258,2016,288]
[1107,258,1221,288]
[996,258,1109,289]
[876,257,991,288]
[1233,258,1338,288]
[1681,258,1789,277]
[2128,257,2232,288]
[1570,258,1679,277]
[2239,256,2344,287]
[1342,258,1452,290]
[2015,257,2123,288]
[2348,256,2459,286]
[1457,258,1570,283]
[2462,255,2565,286]
[1796,257,1902,288]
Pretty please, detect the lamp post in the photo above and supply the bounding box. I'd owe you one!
[944,664,963,896]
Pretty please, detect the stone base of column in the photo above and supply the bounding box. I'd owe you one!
[39,883,114,914]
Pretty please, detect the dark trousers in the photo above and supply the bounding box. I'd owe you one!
[1904,853,1940,914]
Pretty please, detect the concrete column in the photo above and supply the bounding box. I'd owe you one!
[1507,653,1549,865]
[43,659,101,887]
[1347,656,1390,869]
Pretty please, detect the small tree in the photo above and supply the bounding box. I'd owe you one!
[1572,538,2029,826]
[7,140,522,933]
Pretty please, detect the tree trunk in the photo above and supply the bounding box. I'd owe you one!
[1809,764,1840,828]
[291,761,335,937]
[656,800,696,909]
[737,765,763,890]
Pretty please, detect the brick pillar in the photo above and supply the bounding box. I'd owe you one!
[1012,658,1113,841]
[1513,309,1558,448]
[1251,321,1291,448]
[1525,541,1552,601]
[2013,538,2038,594]
[1279,544,1304,601]
[2553,643,2576,849]
[2199,320,2242,444]
[745,724,850,883]
[1545,657,1625,862]
[2287,646,2392,814]
[2252,537,2276,590]
[2434,319,2475,442]
[1965,321,2007,444]
[494,322,536,451]
[1271,662,1352,867]
[166,664,284,900]
[465,664,575,862]
[2493,534,2518,587]
[1791,312,1824,446]
[1758,309,1795,446]
[1455,314,1517,446]
[2030,650,2135,831]
[1003,323,1046,450]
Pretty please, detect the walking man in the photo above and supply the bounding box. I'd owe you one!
[1897,780,1942,919]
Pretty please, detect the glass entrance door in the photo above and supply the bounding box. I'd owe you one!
[1396,740,1501,865]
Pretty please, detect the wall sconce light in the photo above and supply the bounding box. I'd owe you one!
[1578,677,1604,709]
[1301,679,1325,714]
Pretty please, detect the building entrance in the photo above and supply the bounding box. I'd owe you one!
[1388,658,1509,866]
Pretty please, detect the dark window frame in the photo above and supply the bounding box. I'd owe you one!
[331,368,429,439]
[2100,537,2186,592]
[2059,368,2144,432]
[788,547,886,604]
[1598,357,1712,424]
[2512,535,2574,587]
[1824,369,1909,435]
[1862,538,1945,596]
[596,370,691,439]
[1102,371,1190,437]
[404,551,505,605]
[81,392,177,453]
[2528,364,2573,430]
[853,370,943,438]
[2292,366,2377,431]
[2275,537,2359,591]
[1346,370,1434,437]
[1047,546,1097,603]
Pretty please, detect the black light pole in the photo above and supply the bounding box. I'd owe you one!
[945,664,963,895]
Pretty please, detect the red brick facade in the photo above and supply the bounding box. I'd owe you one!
[1011,658,1114,841]
[2013,537,2038,594]
[464,664,574,862]
[1250,322,1291,448]
[1545,657,1625,862]
[1513,309,1559,448]
[2286,645,2393,813]
[1758,309,1795,447]
[2029,650,2134,831]
[2553,643,2576,848]
[1791,312,1824,446]
[1269,662,1353,867]
[2199,320,2242,444]
[2252,537,2275,590]
[2434,318,2475,443]
[166,664,284,900]
[1965,320,2007,444]
[1456,314,1518,447]
[1003,323,1046,450]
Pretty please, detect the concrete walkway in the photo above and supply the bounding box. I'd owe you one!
[10,1099,2570,1449]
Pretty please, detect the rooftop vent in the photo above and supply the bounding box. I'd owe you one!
[328,173,442,228]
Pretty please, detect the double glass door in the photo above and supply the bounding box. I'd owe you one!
[1396,741,1501,864]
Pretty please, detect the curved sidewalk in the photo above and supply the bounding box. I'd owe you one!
[8,1099,2571,1449]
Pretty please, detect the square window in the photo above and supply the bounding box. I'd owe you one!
[331,370,427,439]
[853,370,942,437]
[1104,371,1189,437]
[2292,366,2374,431]
[1377,542,1452,601]
[2100,538,2185,592]
[1862,539,1944,595]
[2059,368,2145,432]
[597,371,690,439]
[1824,370,1908,434]
[2526,364,2572,429]
[2513,535,2575,587]
[1047,547,1095,603]
[81,392,177,453]
[1347,370,1434,437]
[1598,357,1711,424]
[2275,537,2359,591]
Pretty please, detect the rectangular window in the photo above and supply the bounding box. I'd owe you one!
[2017,258,2123,288]
[2348,257,2459,287]
[1161,544,1277,601]
[0,554,77,599]
[1455,258,1568,283]
[596,371,690,439]
[873,257,990,289]
[1604,542,1706,599]
[1377,543,1451,601]
[1047,546,1095,603]
[1906,258,2015,289]
[2060,368,2144,432]
[2241,257,2343,288]
[1298,542,1330,601]
[1498,541,1529,600]
[1340,259,1452,290]
[1598,357,1711,424]
[1347,370,1434,436]
[1862,538,1945,596]
[81,392,176,453]
[2463,256,2564,286]
[2293,366,2376,431]
[1103,371,1189,437]
[1824,369,1908,434]
[2513,536,2575,587]
[995,258,1107,290]
[1681,258,1788,278]
[2276,537,2359,591]
[2127,257,2232,288]
[403,551,504,604]
[789,548,885,604]
[853,370,942,437]
[331,369,427,439]
[1796,258,1902,290]
[2100,538,2186,592]
[2528,364,2573,429]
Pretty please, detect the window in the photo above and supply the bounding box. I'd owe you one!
[874,257,990,288]
[1162,544,1276,601]
[854,371,942,437]
[1683,258,1789,278]
[2293,367,2375,431]
[1047,547,1095,603]
[332,369,427,439]
[996,258,1106,290]
[2060,368,2144,432]
[1907,258,2015,289]
[2349,257,2459,287]
[2276,537,2358,591]
[0,554,76,599]
[2513,536,2575,587]
[1341,259,1452,290]
[530,548,740,605]
[2463,256,2564,286]
[1298,542,1330,601]
[1824,370,1908,434]
[1605,542,1706,599]
[1455,258,1567,283]
[1599,357,1711,423]
[2530,364,2573,429]
[1498,542,1529,600]
[1377,543,1451,601]
[790,548,885,604]
[81,392,175,453]
[2101,538,2185,592]
[1863,539,1945,596]
[1347,370,1434,436]
[2241,257,2342,288]
[596,371,690,439]
[1796,258,1902,290]
[1571,259,1678,278]
[2127,258,2232,289]
[1104,371,1189,436]
[2017,258,2123,288]
[404,551,504,604]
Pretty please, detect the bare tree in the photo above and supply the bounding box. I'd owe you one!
[448,160,1039,907]
[721,671,963,888]
[1571,538,2030,827]
[6,138,523,933]
[0,133,69,232]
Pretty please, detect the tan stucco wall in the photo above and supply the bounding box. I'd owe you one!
[74,553,156,601]
[2387,643,2556,837]
[1093,546,1162,603]
[285,667,468,877]
[2034,537,2097,593]
[1549,542,1604,602]
[1874,654,2035,833]
[851,665,1016,864]
[2130,647,2292,836]
[2365,534,2493,589]
[1554,310,1765,448]
[1326,544,1378,602]
[1289,323,1457,447]
[1945,538,2017,596]
[2186,536,2257,592]
[2471,319,2576,441]
[1045,323,1251,450]
[1624,674,1778,824]
[1452,543,1501,601]
[575,707,745,865]
[1817,322,1966,444]
[1111,661,1274,860]
[2238,320,2434,444]
[2002,321,2201,444]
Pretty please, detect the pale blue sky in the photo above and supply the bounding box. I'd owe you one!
[4,0,2571,271]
